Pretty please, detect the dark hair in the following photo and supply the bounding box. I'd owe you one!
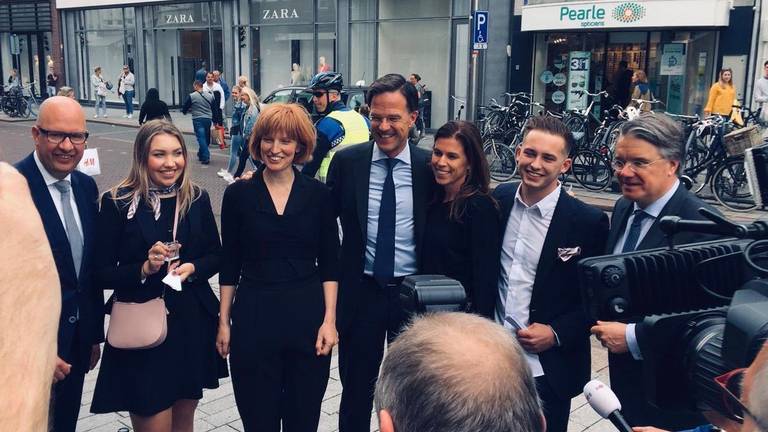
[433,120,495,221]
[619,60,628,68]
[193,80,203,88]
[764,60,768,67]
[145,88,159,101]
[522,116,575,156]
[366,73,419,113]
[411,73,422,81]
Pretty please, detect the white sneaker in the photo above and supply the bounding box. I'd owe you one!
[103,114,108,118]
[94,114,98,118]
[216,169,227,178]
[128,114,133,119]
[122,114,128,118]
[222,172,235,184]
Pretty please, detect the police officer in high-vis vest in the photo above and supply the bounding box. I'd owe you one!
[301,72,370,182]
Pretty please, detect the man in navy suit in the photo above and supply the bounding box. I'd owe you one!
[493,116,609,432]
[15,96,104,432]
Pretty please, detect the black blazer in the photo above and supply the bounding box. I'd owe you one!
[494,182,609,399]
[15,153,104,368]
[326,141,436,330]
[95,189,221,319]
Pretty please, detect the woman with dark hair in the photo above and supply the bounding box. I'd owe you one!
[420,120,501,318]
[91,120,227,431]
[138,88,171,125]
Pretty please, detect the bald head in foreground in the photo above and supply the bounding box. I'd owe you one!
[375,313,545,432]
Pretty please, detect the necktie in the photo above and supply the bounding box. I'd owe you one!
[54,180,83,277]
[621,209,649,253]
[373,158,397,285]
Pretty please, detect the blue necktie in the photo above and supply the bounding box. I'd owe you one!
[621,209,649,253]
[373,158,397,284]
[54,180,83,277]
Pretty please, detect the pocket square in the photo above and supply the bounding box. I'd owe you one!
[557,247,582,262]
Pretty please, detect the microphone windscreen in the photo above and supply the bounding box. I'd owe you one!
[583,380,622,418]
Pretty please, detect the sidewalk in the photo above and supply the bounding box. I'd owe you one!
[82,106,196,136]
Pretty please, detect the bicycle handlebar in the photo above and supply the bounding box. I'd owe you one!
[573,89,608,98]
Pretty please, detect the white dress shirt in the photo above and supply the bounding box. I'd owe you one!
[613,179,679,360]
[34,150,83,238]
[496,185,562,377]
[204,81,226,109]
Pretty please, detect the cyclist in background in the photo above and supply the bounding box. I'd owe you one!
[301,71,370,182]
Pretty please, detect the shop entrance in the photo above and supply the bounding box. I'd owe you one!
[6,32,51,96]
[155,29,210,107]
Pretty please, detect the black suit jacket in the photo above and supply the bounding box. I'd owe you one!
[326,141,435,330]
[494,183,609,399]
[15,153,104,370]
[95,189,221,319]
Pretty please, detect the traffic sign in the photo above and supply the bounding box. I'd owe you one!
[473,10,488,50]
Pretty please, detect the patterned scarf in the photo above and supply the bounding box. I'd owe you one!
[126,183,178,221]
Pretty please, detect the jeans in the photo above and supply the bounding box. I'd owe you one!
[47,85,56,98]
[227,134,244,174]
[192,117,212,162]
[122,90,134,115]
[95,95,107,117]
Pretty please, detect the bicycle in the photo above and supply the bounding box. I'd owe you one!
[0,85,29,118]
[22,81,40,118]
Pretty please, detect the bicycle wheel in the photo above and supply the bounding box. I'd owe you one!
[570,149,612,191]
[604,121,624,153]
[483,138,517,182]
[711,158,757,212]
[565,116,587,148]
[27,97,38,118]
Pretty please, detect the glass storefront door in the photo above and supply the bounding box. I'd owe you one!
[154,29,210,107]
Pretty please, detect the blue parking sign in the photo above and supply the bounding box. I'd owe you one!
[473,11,488,50]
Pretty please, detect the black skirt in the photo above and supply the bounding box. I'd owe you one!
[91,287,228,416]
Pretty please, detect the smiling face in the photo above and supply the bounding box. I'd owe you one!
[231,87,240,101]
[722,70,732,84]
[146,133,185,188]
[515,129,571,198]
[370,90,417,158]
[614,135,679,208]
[431,137,469,195]
[260,131,298,173]
[32,97,88,180]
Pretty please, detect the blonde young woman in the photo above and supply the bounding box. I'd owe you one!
[90,120,227,432]
[91,67,108,118]
[629,70,654,112]
[704,68,736,117]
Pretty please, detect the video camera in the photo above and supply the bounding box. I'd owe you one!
[579,208,768,416]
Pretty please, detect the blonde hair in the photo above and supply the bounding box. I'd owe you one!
[240,86,260,107]
[633,70,648,83]
[108,120,200,218]
[248,103,316,164]
[719,68,734,87]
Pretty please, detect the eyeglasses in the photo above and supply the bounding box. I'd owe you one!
[714,368,768,430]
[611,158,665,172]
[37,126,89,145]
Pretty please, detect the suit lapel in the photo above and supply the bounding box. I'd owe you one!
[355,143,374,239]
[533,191,573,291]
[606,199,633,253]
[637,183,686,250]
[410,144,429,253]
[499,183,520,227]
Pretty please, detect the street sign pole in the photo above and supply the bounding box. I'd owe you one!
[467,3,487,122]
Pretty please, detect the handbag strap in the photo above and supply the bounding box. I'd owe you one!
[172,195,180,241]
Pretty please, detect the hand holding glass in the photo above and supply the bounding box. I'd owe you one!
[163,241,180,262]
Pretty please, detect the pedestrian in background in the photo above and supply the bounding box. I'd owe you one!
[233,87,261,179]
[420,120,500,319]
[237,75,248,89]
[195,61,207,83]
[46,66,58,98]
[118,65,136,119]
[138,88,171,125]
[704,68,736,117]
[629,70,654,112]
[91,120,227,432]
[204,72,226,149]
[218,103,339,431]
[181,80,213,165]
[218,85,245,182]
[754,61,768,128]
[57,86,76,99]
[7,68,19,88]
[91,66,108,118]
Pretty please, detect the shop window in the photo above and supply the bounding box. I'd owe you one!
[351,0,376,20]
[84,8,125,31]
[350,22,375,86]
[452,0,470,17]
[317,0,337,23]
[378,20,449,126]
[317,23,336,75]
[86,30,127,102]
[256,24,314,94]
[379,0,450,19]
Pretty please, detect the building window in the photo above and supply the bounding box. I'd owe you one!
[378,0,450,19]
[350,22,375,86]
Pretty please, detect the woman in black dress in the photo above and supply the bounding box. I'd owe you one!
[421,120,501,318]
[91,120,227,431]
[217,103,339,431]
[138,88,171,125]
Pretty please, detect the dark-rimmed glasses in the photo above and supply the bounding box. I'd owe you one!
[36,126,89,145]
[714,367,768,430]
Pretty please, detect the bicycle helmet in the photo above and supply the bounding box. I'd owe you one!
[308,72,343,92]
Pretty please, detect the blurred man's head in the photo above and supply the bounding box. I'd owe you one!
[375,313,545,432]
[742,342,768,432]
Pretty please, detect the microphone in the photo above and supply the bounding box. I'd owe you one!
[583,380,633,432]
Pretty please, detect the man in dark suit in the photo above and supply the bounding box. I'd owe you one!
[493,116,608,432]
[591,113,718,430]
[326,73,435,432]
[15,96,104,432]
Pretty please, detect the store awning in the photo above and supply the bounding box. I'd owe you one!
[521,0,731,32]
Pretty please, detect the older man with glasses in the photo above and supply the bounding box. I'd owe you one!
[14,96,104,432]
[590,113,726,430]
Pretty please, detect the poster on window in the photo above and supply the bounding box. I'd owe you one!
[567,51,591,111]
[660,43,686,76]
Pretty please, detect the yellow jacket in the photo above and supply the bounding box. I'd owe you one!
[704,83,736,116]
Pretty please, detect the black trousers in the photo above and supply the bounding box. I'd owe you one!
[52,328,90,432]
[535,376,570,432]
[338,276,407,432]
[229,283,330,432]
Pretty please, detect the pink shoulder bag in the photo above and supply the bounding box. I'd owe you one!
[107,197,179,350]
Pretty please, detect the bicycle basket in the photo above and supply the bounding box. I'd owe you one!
[723,125,762,157]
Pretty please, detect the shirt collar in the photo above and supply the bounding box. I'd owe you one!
[372,142,411,166]
[33,150,71,186]
[514,183,562,219]
[633,178,680,218]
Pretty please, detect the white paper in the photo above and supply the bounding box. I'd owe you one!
[76,148,101,176]
[162,272,182,291]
